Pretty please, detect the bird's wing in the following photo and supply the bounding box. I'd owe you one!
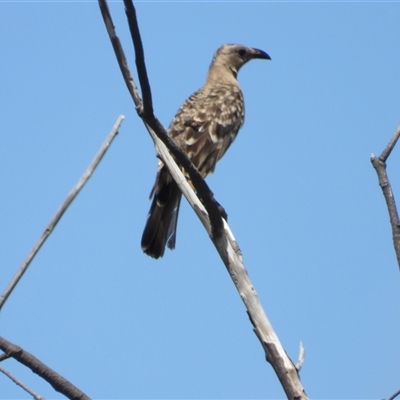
[169,85,244,177]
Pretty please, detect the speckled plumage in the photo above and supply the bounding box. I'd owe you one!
[141,44,270,258]
[170,84,244,176]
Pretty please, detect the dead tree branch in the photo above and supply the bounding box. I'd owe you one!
[0,336,90,399]
[99,1,307,398]
[0,365,44,400]
[0,116,124,311]
[371,124,400,269]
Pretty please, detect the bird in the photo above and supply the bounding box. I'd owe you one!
[141,44,271,258]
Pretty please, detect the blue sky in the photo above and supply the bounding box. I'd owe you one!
[1,1,400,399]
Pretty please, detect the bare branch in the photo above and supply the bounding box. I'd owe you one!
[98,0,225,238]
[379,124,400,163]
[98,0,141,109]
[0,365,44,400]
[0,116,124,311]
[0,336,90,399]
[150,124,307,399]
[123,0,153,116]
[371,123,400,270]
[295,342,305,372]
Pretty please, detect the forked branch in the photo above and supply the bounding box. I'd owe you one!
[99,1,307,398]
[98,0,225,238]
[371,124,400,270]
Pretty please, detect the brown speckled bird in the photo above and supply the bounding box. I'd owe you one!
[141,44,271,258]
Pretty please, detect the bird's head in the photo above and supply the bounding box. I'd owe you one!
[209,44,271,80]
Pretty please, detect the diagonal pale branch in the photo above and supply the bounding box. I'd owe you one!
[0,336,90,399]
[371,123,400,270]
[144,111,307,400]
[0,115,124,311]
[99,1,308,398]
[0,365,44,400]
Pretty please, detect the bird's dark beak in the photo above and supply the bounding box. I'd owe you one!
[250,48,271,60]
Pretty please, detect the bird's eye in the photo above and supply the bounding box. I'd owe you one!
[238,49,246,57]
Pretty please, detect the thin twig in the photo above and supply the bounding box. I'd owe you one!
[371,123,400,270]
[0,365,44,400]
[0,336,90,399]
[295,341,305,371]
[98,0,225,238]
[98,2,307,398]
[0,116,124,311]
[379,124,400,163]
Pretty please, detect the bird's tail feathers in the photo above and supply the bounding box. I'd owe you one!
[141,180,181,259]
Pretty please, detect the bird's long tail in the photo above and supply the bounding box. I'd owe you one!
[141,177,182,259]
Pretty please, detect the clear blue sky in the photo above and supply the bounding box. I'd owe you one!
[1,2,400,399]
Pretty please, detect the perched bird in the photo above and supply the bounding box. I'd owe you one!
[141,44,271,258]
